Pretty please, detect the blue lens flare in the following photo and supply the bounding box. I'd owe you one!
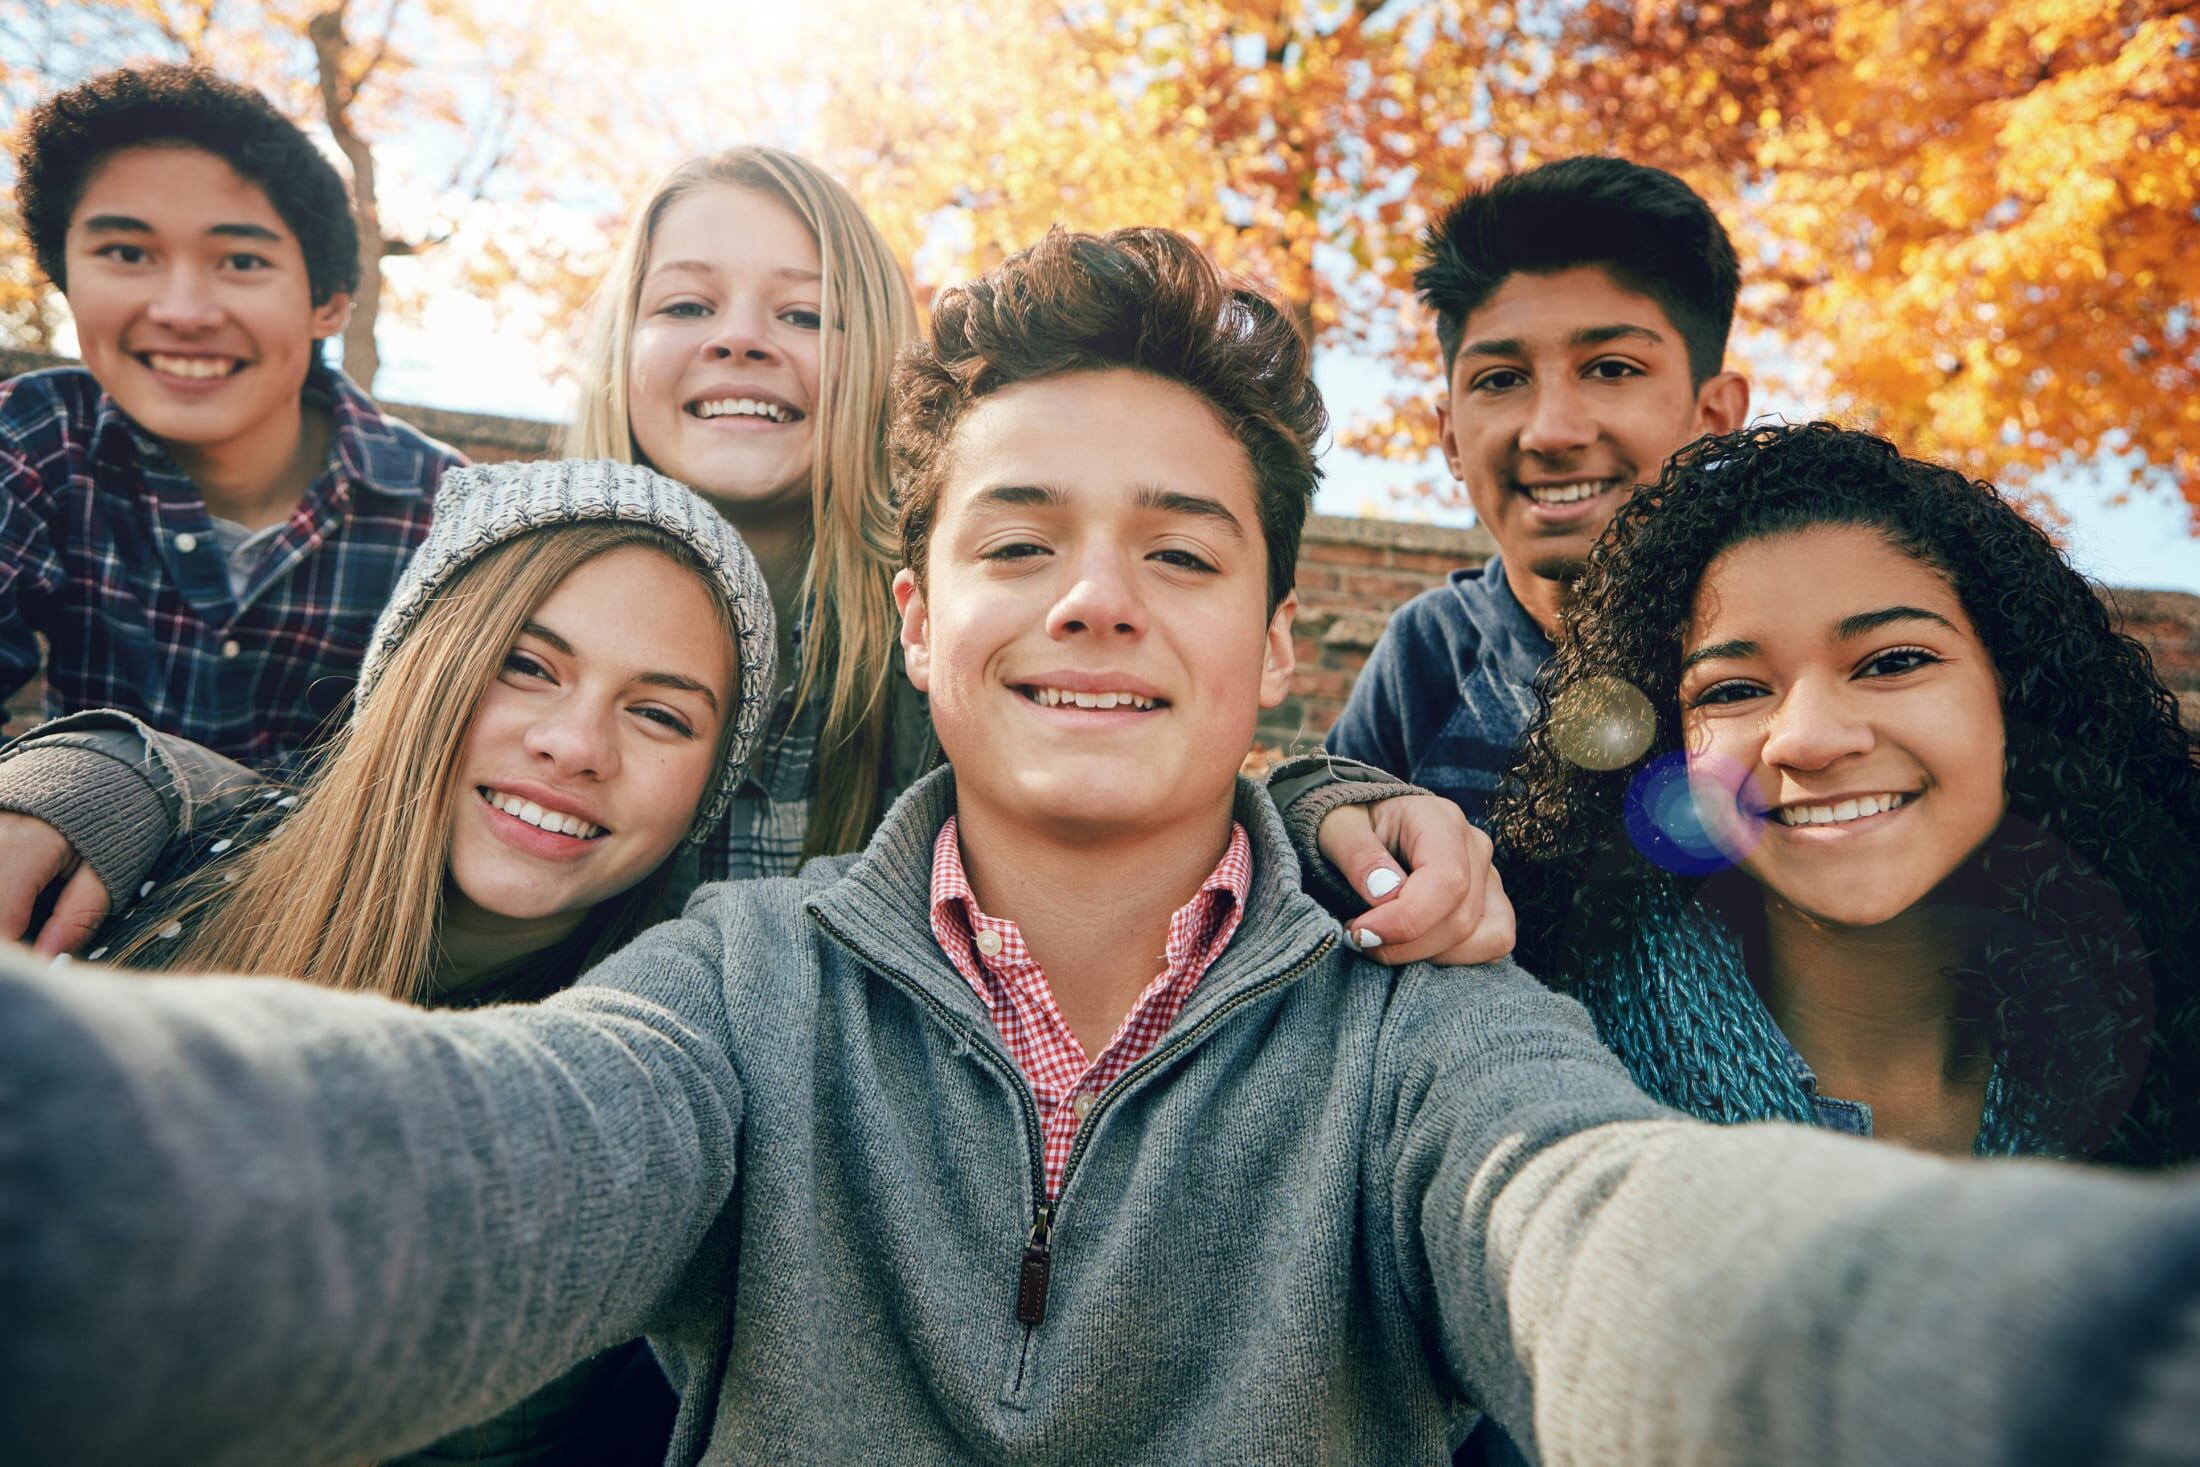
[1623,753,1762,876]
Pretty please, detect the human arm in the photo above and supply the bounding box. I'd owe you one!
[0,711,261,950]
[0,914,746,1467]
[1267,755,1514,967]
[1386,964,2200,1465]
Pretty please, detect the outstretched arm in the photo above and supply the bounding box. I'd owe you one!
[1386,964,2200,1466]
[0,918,746,1467]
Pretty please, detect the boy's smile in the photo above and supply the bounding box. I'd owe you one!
[896,368,1295,846]
[1437,266,1746,626]
[61,144,348,457]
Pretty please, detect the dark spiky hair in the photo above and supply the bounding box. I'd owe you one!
[1416,156,1739,385]
[15,63,360,305]
[892,226,1326,611]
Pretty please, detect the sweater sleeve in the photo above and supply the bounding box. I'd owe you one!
[0,916,747,1467]
[0,710,264,900]
[1384,961,2200,1467]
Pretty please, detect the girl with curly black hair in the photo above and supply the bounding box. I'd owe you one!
[1494,421,2198,1165]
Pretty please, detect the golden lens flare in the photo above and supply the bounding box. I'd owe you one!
[1550,676,1657,771]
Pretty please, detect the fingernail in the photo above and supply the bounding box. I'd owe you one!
[1355,928,1384,949]
[1366,867,1402,899]
[49,951,70,968]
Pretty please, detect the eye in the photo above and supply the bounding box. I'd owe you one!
[1151,547,1217,573]
[95,243,150,265]
[655,300,711,319]
[1584,358,1644,381]
[1688,678,1764,708]
[1468,367,1526,395]
[633,705,698,738]
[503,650,554,682]
[1859,645,1942,678]
[780,307,822,330]
[981,541,1050,562]
[222,252,273,272]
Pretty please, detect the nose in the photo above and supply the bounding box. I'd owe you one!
[521,695,620,781]
[1516,376,1596,460]
[1047,544,1148,641]
[143,265,224,333]
[1758,676,1874,773]
[702,295,780,364]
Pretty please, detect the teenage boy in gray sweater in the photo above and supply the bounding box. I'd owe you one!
[3,227,2198,1467]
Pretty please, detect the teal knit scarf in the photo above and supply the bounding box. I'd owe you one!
[1565,880,2045,1158]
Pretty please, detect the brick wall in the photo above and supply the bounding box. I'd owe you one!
[6,348,2197,746]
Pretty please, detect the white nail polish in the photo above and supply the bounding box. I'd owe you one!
[1355,928,1384,949]
[1366,867,1402,898]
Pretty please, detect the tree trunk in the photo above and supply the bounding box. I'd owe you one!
[308,5,382,389]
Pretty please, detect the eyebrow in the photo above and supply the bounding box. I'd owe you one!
[647,260,822,283]
[79,214,282,243]
[968,482,1246,540]
[1834,605,1958,640]
[1680,606,1961,672]
[519,621,720,711]
[1680,638,1757,672]
[1456,322,1667,360]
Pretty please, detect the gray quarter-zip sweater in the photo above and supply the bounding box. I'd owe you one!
[4,770,2198,1465]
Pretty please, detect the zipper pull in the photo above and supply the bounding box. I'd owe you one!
[1016,1203,1053,1326]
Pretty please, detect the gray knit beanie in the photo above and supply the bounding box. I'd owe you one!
[354,459,776,841]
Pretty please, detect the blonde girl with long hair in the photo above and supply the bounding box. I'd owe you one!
[95,459,774,1007]
[567,146,929,873]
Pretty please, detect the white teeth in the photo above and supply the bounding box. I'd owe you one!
[1027,686,1156,710]
[146,353,237,380]
[1523,479,1618,505]
[1774,793,1909,827]
[483,788,601,838]
[693,396,793,423]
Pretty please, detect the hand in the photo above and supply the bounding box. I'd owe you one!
[1315,795,1515,967]
[0,811,109,957]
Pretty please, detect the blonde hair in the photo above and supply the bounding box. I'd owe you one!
[124,525,741,1003]
[568,146,918,858]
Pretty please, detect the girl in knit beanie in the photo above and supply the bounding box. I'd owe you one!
[92,456,775,1007]
[1495,422,2198,1167]
[75,457,774,1466]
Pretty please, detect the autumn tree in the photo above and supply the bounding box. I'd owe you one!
[1484,0,2200,515]
[0,0,638,388]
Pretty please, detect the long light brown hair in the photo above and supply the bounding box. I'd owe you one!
[122,524,741,1003]
[567,146,917,859]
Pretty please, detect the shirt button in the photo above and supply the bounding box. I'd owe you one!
[174,532,199,553]
[220,639,241,659]
[975,929,1004,958]
[1071,1092,1095,1121]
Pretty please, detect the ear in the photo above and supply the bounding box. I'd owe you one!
[1693,369,1750,437]
[1435,391,1465,483]
[310,291,354,342]
[893,568,931,693]
[1258,590,1298,709]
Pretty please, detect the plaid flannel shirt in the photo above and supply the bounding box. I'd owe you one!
[929,814,1253,1198]
[0,363,461,772]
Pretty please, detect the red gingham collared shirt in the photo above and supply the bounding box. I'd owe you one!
[929,815,1254,1200]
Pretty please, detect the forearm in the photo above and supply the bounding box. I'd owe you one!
[1264,752,1423,909]
[1430,1114,2200,1466]
[0,941,742,1466]
[0,711,260,897]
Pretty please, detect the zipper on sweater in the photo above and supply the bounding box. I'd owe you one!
[1016,1202,1055,1325]
[811,908,1337,1338]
